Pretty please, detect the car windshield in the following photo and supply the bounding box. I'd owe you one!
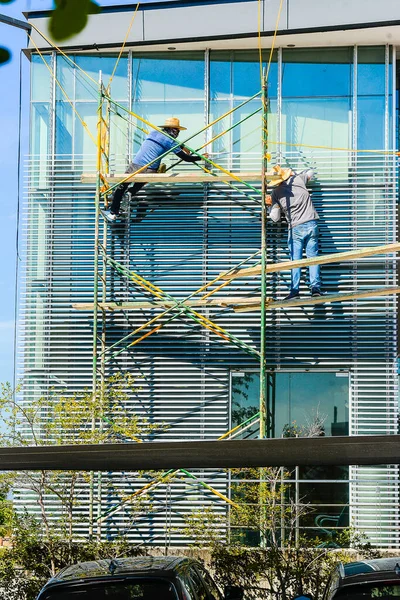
[336,582,400,599]
[41,578,178,600]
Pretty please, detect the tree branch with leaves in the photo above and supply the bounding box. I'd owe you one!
[0,0,101,65]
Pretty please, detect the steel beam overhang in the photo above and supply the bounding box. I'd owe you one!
[0,436,399,471]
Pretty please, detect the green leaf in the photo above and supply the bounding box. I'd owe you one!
[49,0,101,42]
[0,1,15,4]
[0,47,11,65]
[88,0,101,15]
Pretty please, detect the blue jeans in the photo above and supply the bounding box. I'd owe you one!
[287,220,321,292]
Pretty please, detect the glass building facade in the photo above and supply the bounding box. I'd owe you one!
[20,45,398,546]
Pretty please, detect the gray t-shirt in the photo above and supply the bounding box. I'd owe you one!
[269,169,319,229]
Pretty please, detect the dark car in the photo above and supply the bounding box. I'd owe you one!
[36,555,244,600]
[323,556,400,600]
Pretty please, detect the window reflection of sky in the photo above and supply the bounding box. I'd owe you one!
[133,55,205,101]
[31,47,390,158]
[281,49,352,150]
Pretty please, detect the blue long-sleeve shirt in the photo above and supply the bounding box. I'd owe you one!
[133,130,183,170]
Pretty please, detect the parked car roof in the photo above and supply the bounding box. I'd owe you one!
[344,558,400,575]
[341,557,400,582]
[49,556,196,584]
[326,557,400,599]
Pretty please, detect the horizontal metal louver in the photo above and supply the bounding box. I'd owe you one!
[17,46,399,547]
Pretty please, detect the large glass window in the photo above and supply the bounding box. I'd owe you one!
[231,371,349,438]
[44,47,392,166]
[31,55,52,186]
[132,52,205,157]
[231,371,350,542]
[357,47,388,150]
[75,55,128,101]
[282,48,353,161]
[210,50,277,168]
[356,47,392,231]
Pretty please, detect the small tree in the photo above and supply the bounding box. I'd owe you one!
[0,509,148,600]
[0,373,166,580]
[181,466,378,600]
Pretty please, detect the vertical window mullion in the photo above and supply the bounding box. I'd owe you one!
[385,44,390,152]
[277,46,282,163]
[127,49,133,167]
[352,45,358,151]
[72,54,76,169]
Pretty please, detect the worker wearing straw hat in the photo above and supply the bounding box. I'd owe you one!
[102,117,203,223]
[266,165,322,300]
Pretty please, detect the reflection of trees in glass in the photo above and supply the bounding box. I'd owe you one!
[232,406,259,428]
[281,412,348,534]
[282,410,326,439]
[231,373,252,401]
[231,373,258,428]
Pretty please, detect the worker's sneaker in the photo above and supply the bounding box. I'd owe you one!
[283,290,300,301]
[101,209,118,223]
[311,287,323,297]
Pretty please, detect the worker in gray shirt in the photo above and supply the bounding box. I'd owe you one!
[266,165,322,300]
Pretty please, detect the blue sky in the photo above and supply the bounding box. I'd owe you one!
[0,0,179,384]
[0,0,29,386]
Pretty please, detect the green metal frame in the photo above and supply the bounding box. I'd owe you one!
[259,70,269,440]
[89,79,271,533]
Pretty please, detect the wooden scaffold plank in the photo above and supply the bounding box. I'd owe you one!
[1,435,400,470]
[231,285,400,313]
[221,242,400,280]
[73,286,400,314]
[80,172,277,184]
[72,295,269,312]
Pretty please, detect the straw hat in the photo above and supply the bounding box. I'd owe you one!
[267,164,293,187]
[158,117,187,131]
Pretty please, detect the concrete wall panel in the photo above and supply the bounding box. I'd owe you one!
[29,11,144,50]
[288,0,400,29]
[264,0,288,32]
[27,0,400,51]
[143,1,260,41]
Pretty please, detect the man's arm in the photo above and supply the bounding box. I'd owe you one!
[175,148,202,163]
[266,194,281,222]
[297,168,314,184]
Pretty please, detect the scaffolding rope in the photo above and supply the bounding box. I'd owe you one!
[102,91,264,198]
[28,33,97,146]
[29,20,150,142]
[28,19,400,157]
[266,0,284,80]
[28,21,99,86]
[108,2,140,88]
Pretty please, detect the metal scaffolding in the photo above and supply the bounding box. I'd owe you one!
[79,72,400,535]
[86,74,271,535]
[25,9,400,543]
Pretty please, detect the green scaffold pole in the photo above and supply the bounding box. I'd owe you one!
[259,71,269,440]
